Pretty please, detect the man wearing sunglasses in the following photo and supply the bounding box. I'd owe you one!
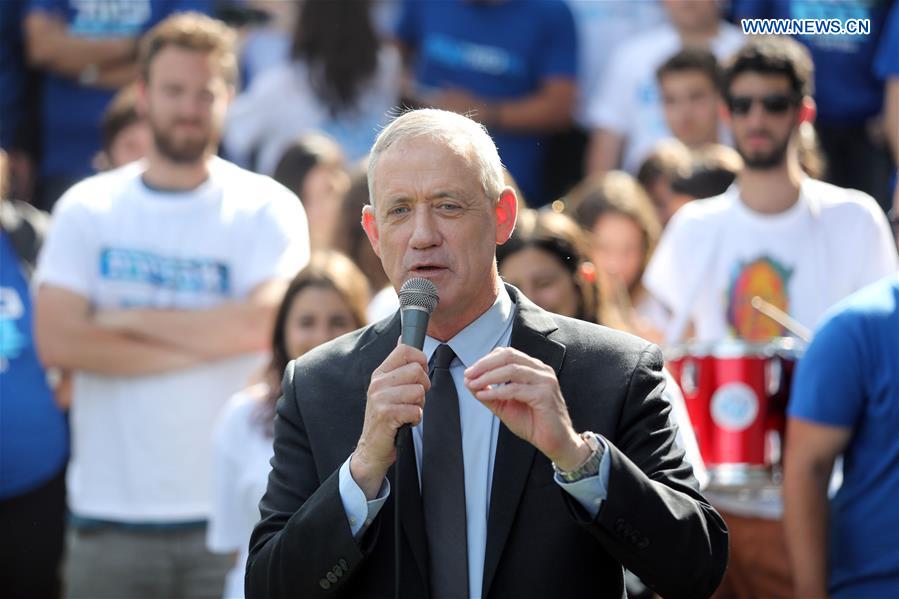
[644,36,898,598]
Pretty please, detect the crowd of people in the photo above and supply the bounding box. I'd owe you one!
[1,1,898,598]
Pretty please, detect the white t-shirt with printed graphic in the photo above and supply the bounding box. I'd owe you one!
[644,178,898,345]
[584,22,745,173]
[34,157,309,522]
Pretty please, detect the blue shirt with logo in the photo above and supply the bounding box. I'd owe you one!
[396,0,577,205]
[26,0,212,179]
[789,275,899,597]
[0,232,68,499]
[732,0,895,124]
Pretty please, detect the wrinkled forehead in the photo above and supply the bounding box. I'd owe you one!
[384,134,476,168]
[371,134,480,193]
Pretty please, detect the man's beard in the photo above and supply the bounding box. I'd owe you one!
[735,132,791,170]
[151,121,214,164]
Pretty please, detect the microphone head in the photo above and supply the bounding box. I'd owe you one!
[398,277,439,314]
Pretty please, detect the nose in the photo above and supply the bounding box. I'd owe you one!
[745,101,770,127]
[174,92,206,122]
[408,205,441,250]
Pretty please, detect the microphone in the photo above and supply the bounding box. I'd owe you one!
[398,277,439,350]
[394,278,438,599]
[395,277,439,450]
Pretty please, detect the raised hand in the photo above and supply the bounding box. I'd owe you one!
[351,341,430,499]
[464,347,590,471]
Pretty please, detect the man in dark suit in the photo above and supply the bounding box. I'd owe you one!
[246,108,728,599]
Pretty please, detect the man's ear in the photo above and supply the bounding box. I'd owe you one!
[798,96,816,125]
[495,188,518,245]
[361,205,381,258]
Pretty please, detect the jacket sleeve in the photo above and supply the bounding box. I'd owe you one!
[245,363,382,598]
[566,344,729,599]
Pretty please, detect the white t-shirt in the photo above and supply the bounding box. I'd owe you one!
[224,45,402,174]
[207,387,275,599]
[645,179,896,517]
[34,157,309,522]
[564,0,667,126]
[584,22,745,173]
[366,284,398,324]
[644,179,898,345]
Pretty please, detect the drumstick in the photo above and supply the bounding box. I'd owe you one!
[750,296,812,342]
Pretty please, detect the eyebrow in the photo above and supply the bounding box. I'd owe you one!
[381,189,467,208]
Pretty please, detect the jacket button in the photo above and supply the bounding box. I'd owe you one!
[319,578,331,590]
[339,558,348,570]
[326,572,338,583]
[637,537,650,550]
[333,565,344,577]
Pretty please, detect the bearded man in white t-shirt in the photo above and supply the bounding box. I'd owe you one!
[33,13,310,599]
[644,37,897,598]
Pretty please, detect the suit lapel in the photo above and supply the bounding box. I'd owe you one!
[355,312,430,591]
[482,287,566,597]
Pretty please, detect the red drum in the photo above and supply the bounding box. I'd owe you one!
[666,338,803,487]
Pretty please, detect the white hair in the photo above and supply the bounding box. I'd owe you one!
[366,109,505,207]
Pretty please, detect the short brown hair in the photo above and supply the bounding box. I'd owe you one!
[671,144,743,199]
[101,84,141,154]
[636,139,692,190]
[138,12,238,85]
[656,47,723,92]
[723,36,813,99]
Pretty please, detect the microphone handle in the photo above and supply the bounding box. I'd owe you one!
[400,307,430,349]
[396,306,430,447]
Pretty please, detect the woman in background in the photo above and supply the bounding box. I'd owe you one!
[224,0,401,175]
[272,133,350,252]
[566,171,666,344]
[496,209,600,324]
[207,251,369,599]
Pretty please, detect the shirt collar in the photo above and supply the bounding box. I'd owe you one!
[423,286,515,369]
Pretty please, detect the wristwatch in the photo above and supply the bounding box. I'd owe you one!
[553,431,604,483]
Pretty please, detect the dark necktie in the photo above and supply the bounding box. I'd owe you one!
[422,343,469,599]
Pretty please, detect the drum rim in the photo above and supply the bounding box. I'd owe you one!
[664,336,805,360]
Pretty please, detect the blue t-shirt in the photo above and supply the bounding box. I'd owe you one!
[27,0,212,179]
[789,275,899,598]
[732,0,895,124]
[874,1,899,79]
[395,0,577,206]
[0,0,29,150]
[0,232,68,499]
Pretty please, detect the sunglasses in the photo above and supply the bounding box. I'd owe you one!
[726,93,799,116]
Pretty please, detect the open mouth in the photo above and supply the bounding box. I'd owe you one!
[410,265,447,275]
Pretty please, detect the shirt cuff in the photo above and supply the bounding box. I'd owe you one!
[338,454,391,538]
[554,436,612,519]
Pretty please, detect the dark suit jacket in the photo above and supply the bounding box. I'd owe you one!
[246,286,728,599]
